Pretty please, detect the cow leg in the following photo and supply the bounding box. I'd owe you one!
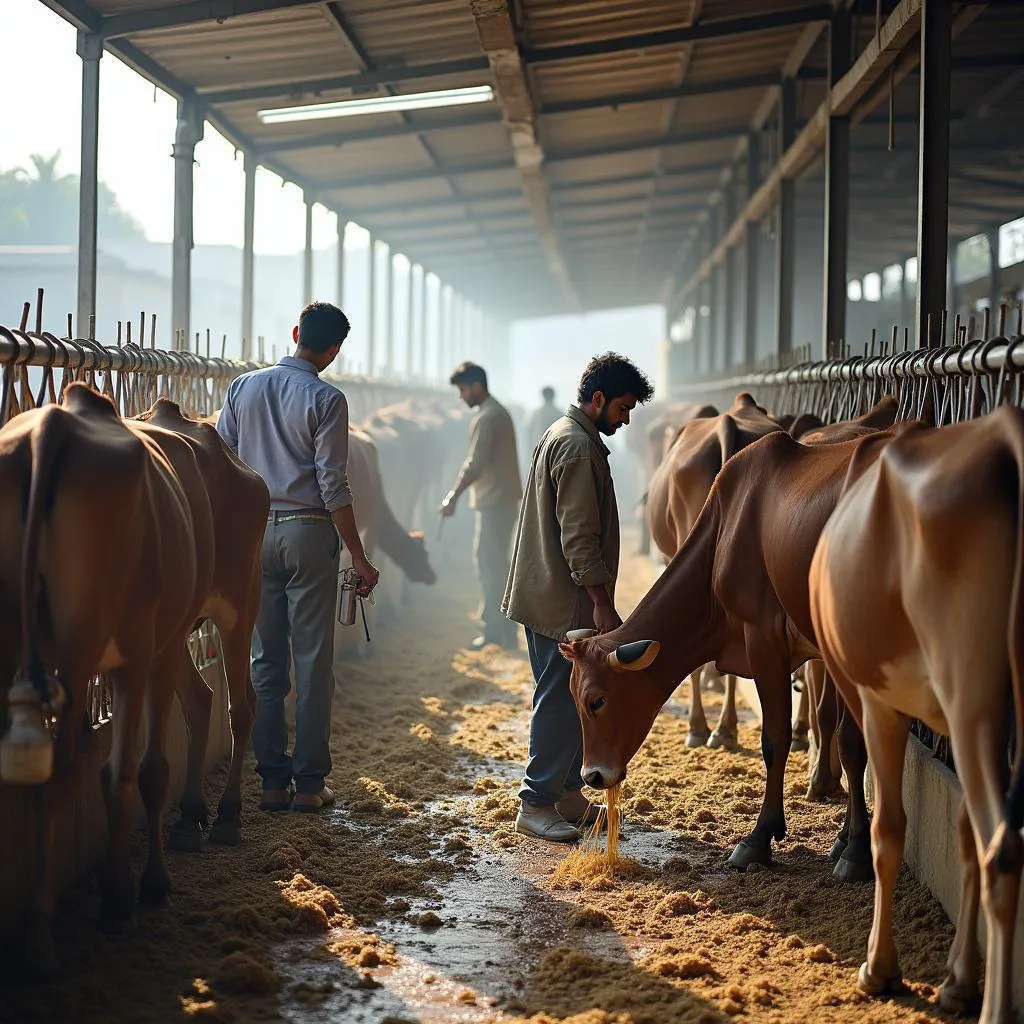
[708,675,739,750]
[939,800,982,1014]
[208,617,256,846]
[948,712,1020,1024]
[833,705,873,883]
[857,696,910,997]
[791,681,810,752]
[169,647,212,852]
[808,666,844,800]
[137,653,178,905]
[728,662,791,870]
[100,668,147,930]
[685,668,711,747]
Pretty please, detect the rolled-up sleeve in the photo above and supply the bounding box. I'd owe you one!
[314,390,354,511]
[216,386,239,454]
[456,411,494,487]
[551,456,613,588]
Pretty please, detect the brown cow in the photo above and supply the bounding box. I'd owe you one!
[348,426,437,586]
[810,407,1024,1023]
[134,399,270,850]
[0,385,256,974]
[645,393,782,751]
[560,423,923,880]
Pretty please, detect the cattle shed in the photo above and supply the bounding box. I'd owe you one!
[4,1,1024,1021]
[33,0,1024,381]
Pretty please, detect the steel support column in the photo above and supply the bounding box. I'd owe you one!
[405,262,415,379]
[987,225,1002,307]
[302,194,314,304]
[366,234,376,376]
[822,7,851,358]
[417,266,428,379]
[915,0,953,349]
[723,182,737,368]
[774,77,796,356]
[172,97,204,346]
[76,31,102,340]
[241,153,256,360]
[336,215,347,309]
[437,286,448,382]
[383,246,394,376]
[708,211,721,372]
[744,133,761,367]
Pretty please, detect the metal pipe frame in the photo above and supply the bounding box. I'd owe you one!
[241,153,256,360]
[366,234,377,377]
[405,261,415,380]
[383,245,394,376]
[774,77,797,357]
[76,31,102,341]
[171,98,204,345]
[303,193,314,305]
[336,216,347,309]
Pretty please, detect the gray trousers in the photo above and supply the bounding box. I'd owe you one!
[518,628,585,806]
[474,503,518,644]
[250,518,340,795]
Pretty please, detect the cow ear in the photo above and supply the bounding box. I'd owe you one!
[558,642,576,661]
[607,640,660,672]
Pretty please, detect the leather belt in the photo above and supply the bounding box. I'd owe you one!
[267,508,331,524]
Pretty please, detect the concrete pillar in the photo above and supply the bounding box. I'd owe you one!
[76,31,102,340]
[915,0,952,349]
[987,225,1002,309]
[822,7,851,358]
[302,194,314,305]
[241,153,256,360]
[171,97,204,346]
[417,266,428,379]
[382,246,394,376]
[336,215,346,309]
[723,182,737,368]
[437,286,448,382]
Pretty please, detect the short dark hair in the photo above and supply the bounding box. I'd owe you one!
[541,386,555,402]
[297,301,350,353]
[577,352,654,405]
[449,361,488,390]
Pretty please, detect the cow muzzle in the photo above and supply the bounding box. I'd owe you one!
[582,765,624,790]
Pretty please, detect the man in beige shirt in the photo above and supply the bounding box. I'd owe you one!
[503,353,653,843]
[440,361,523,651]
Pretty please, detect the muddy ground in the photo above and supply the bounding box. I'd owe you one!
[2,528,960,1024]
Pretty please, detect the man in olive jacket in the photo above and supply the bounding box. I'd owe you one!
[503,353,654,842]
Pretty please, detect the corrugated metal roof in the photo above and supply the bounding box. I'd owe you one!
[36,0,1024,320]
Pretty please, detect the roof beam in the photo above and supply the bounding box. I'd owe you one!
[538,73,780,116]
[545,125,745,163]
[320,157,515,190]
[673,0,986,303]
[257,110,500,154]
[468,0,579,310]
[328,189,527,216]
[522,5,833,65]
[198,57,491,105]
[98,0,316,39]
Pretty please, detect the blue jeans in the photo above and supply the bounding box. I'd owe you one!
[250,517,340,795]
[518,628,584,807]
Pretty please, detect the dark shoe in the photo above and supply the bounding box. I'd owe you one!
[514,802,580,844]
[556,791,604,830]
[260,786,294,812]
[293,786,336,813]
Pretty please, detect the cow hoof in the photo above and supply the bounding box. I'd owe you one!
[727,839,772,871]
[138,875,172,907]
[707,729,738,751]
[208,818,242,846]
[938,978,982,1015]
[833,853,874,884]
[790,733,810,753]
[686,729,711,748]
[167,826,203,853]
[20,922,59,980]
[807,777,845,802]
[828,834,848,862]
[857,962,903,997]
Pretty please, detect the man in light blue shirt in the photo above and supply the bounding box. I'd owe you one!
[217,301,378,813]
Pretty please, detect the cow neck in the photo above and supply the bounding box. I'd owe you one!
[610,501,722,700]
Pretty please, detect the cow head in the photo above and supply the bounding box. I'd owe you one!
[403,531,437,585]
[559,629,662,790]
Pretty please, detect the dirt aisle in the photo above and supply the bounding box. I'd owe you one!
[5,529,959,1024]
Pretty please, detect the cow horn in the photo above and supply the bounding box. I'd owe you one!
[565,629,598,641]
[607,640,661,672]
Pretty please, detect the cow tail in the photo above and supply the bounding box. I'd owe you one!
[19,409,66,693]
[998,409,1024,866]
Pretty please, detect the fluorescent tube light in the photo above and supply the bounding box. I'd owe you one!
[257,85,495,125]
